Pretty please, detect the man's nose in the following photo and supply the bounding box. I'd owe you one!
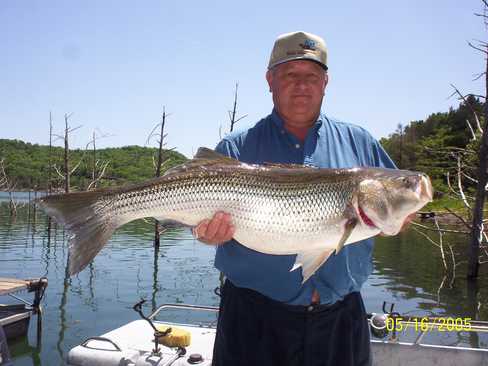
[294,77,309,90]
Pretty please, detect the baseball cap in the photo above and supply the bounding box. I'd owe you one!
[268,31,328,70]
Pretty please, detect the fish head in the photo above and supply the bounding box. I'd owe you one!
[357,170,433,236]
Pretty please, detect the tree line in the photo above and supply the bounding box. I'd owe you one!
[0,138,187,191]
[380,95,485,201]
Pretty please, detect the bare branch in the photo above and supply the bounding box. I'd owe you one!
[473,72,487,82]
[468,41,488,54]
[86,161,109,190]
[435,217,448,270]
[447,242,456,287]
[436,275,447,304]
[457,156,472,208]
[466,93,486,99]
[146,112,173,146]
[0,159,13,191]
[146,122,161,146]
[466,119,477,140]
[53,164,65,179]
[445,207,472,230]
[85,130,113,149]
[67,125,83,134]
[69,152,86,175]
[446,172,459,196]
[411,221,469,234]
[450,84,482,133]
[412,226,440,248]
[473,39,488,46]
[235,114,249,124]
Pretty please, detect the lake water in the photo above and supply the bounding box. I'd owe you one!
[1,192,488,365]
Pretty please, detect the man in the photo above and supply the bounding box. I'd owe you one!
[193,31,396,366]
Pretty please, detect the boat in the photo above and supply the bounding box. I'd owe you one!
[0,277,48,341]
[0,277,48,365]
[67,301,488,366]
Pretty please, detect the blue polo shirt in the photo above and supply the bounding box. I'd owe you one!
[214,109,395,306]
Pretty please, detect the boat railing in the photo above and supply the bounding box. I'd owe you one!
[148,303,219,320]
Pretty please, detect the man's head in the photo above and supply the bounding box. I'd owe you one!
[266,31,328,128]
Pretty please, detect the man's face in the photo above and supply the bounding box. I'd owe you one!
[266,60,328,127]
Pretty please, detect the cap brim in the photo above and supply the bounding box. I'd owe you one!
[268,56,328,71]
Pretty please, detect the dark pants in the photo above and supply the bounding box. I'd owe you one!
[212,281,371,366]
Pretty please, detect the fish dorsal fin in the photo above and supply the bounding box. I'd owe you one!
[193,147,239,165]
[262,162,312,170]
[163,147,240,177]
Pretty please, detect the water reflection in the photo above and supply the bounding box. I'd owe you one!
[0,199,487,365]
[368,230,488,348]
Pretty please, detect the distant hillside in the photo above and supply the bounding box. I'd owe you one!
[380,95,485,198]
[0,139,187,190]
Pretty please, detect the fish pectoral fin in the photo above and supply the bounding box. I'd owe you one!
[291,249,334,284]
[335,217,358,254]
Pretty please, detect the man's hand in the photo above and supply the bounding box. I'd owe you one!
[192,211,235,245]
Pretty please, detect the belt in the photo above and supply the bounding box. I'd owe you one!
[224,280,354,314]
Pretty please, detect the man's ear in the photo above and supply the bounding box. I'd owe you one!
[322,73,329,95]
[266,70,273,93]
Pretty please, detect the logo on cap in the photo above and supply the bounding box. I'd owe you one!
[300,39,317,51]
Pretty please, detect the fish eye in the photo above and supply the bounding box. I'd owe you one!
[401,176,418,190]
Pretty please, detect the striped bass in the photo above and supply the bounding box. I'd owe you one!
[38,147,433,282]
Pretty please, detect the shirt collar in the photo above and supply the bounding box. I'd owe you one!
[270,108,323,133]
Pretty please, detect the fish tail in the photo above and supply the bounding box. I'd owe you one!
[37,190,119,275]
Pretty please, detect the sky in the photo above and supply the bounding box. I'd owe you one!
[0,0,486,158]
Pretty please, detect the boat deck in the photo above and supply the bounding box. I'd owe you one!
[0,278,34,296]
[0,277,48,342]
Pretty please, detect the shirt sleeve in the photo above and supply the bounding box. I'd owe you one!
[215,138,240,160]
[370,137,397,169]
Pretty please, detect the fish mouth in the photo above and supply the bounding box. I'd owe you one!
[420,174,433,202]
[358,206,377,229]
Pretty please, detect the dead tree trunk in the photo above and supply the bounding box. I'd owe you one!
[85,130,110,191]
[92,131,96,184]
[154,108,167,248]
[63,114,70,193]
[47,112,53,238]
[53,113,83,194]
[228,82,247,133]
[48,112,53,195]
[468,49,488,279]
[0,159,17,217]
